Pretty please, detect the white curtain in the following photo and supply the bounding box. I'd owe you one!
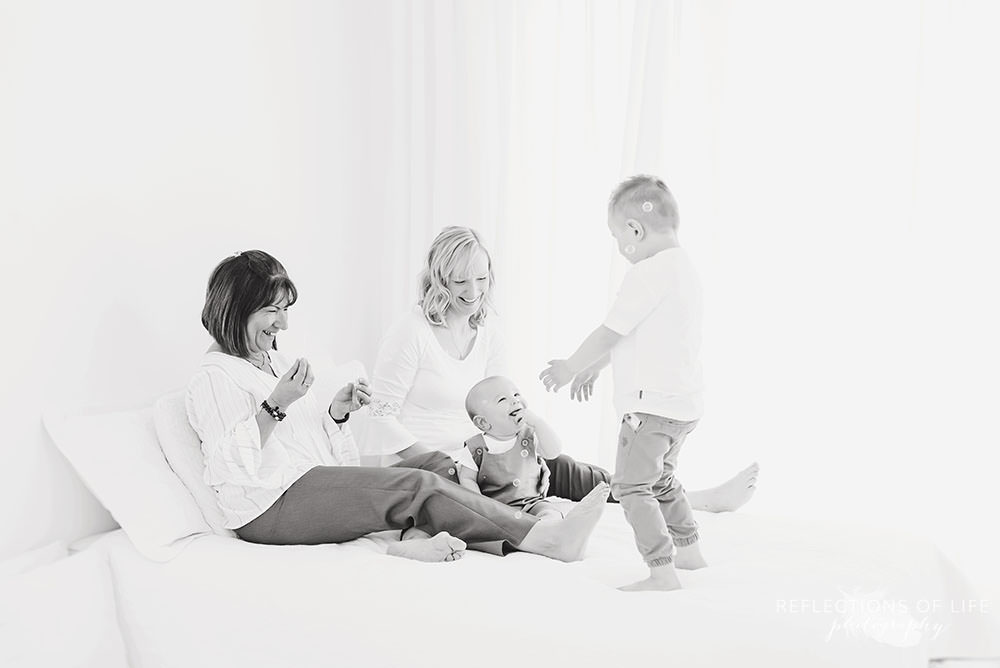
[336,0,1000,599]
[342,1,688,471]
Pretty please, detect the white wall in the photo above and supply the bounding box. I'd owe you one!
[0,0,412,557]
[662,0,1000,603]
[2,0,997,605]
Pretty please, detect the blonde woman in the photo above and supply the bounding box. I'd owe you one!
[366,227,759,520]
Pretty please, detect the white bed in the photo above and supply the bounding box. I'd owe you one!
[41,360,999,668]
[87,504,996,668]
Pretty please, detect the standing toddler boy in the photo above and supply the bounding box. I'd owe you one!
[540,175,706,591]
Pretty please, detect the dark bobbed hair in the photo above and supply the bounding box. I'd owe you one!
[200,250,298,358]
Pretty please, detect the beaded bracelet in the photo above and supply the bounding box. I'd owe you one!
[260,400,286,421]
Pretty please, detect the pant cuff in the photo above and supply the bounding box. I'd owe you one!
[647,556,673,568]
[674,533,699,547]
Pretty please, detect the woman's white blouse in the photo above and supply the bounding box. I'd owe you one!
[186,350,360,529]
[366,307,508,466]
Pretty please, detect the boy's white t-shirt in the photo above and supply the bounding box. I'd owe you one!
[602,247,704,421]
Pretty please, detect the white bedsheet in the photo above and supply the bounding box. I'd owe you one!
[95,505,999,668]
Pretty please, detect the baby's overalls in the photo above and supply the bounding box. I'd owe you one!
[463,426,556,515]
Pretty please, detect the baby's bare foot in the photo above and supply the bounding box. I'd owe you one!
[386,532,466,562]
[518,483,609,561]
[620,564,682,592]
[674,543,708,570]
[688,462,759,513]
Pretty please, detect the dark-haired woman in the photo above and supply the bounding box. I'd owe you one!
[185,251,609,562]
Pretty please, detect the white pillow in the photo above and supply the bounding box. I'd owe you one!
[154,391,235,537]
[0,549,129,668]
[45,407,211,561]
[0,540,68,580]
[155,359,370,536]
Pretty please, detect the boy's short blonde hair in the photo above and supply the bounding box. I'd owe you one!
[609,174,679,232]
[418,226,495,327]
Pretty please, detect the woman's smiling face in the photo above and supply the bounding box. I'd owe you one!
[245,293,291,355]
[444,249,491,318]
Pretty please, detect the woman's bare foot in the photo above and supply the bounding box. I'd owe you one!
[401,527,432,541]
[386,531,466,562]
[674,543,707,570]
[620,564,681,592]
[531,507,565,520]
[517,483,610,561]
[687,462,759,513]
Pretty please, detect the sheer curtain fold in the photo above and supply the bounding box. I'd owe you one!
[370,0,659,468]
[367,4,1000,601]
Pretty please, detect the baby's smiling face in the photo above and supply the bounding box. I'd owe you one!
[466,376,526,439]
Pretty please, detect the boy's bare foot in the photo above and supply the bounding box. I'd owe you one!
[619,564,681,591]
[517,482,610,561]
[674,543,708,570]
[386,531,466,562]
[687,462,759,513]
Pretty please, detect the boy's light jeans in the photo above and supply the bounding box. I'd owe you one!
[611,412,699,567]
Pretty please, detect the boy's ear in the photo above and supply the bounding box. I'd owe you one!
[472,415,491,432]
[625,218,645,241]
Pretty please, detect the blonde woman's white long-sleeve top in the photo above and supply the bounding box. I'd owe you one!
[185,350,360,529]
[364,306,508,467]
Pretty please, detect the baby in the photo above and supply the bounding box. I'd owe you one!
[540,175,706,591]
[459,376,564,519]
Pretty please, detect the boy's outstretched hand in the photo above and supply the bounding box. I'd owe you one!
[570,367,599,402]
[539,360,574,392]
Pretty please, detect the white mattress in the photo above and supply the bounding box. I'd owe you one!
[94,504,999,668]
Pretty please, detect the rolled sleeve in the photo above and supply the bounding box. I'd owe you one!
[322,413,361,466]
[185,370,287,489]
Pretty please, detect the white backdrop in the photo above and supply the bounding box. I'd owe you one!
[2,0,998,602]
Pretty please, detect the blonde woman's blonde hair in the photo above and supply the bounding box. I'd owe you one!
[418,226,495,327]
